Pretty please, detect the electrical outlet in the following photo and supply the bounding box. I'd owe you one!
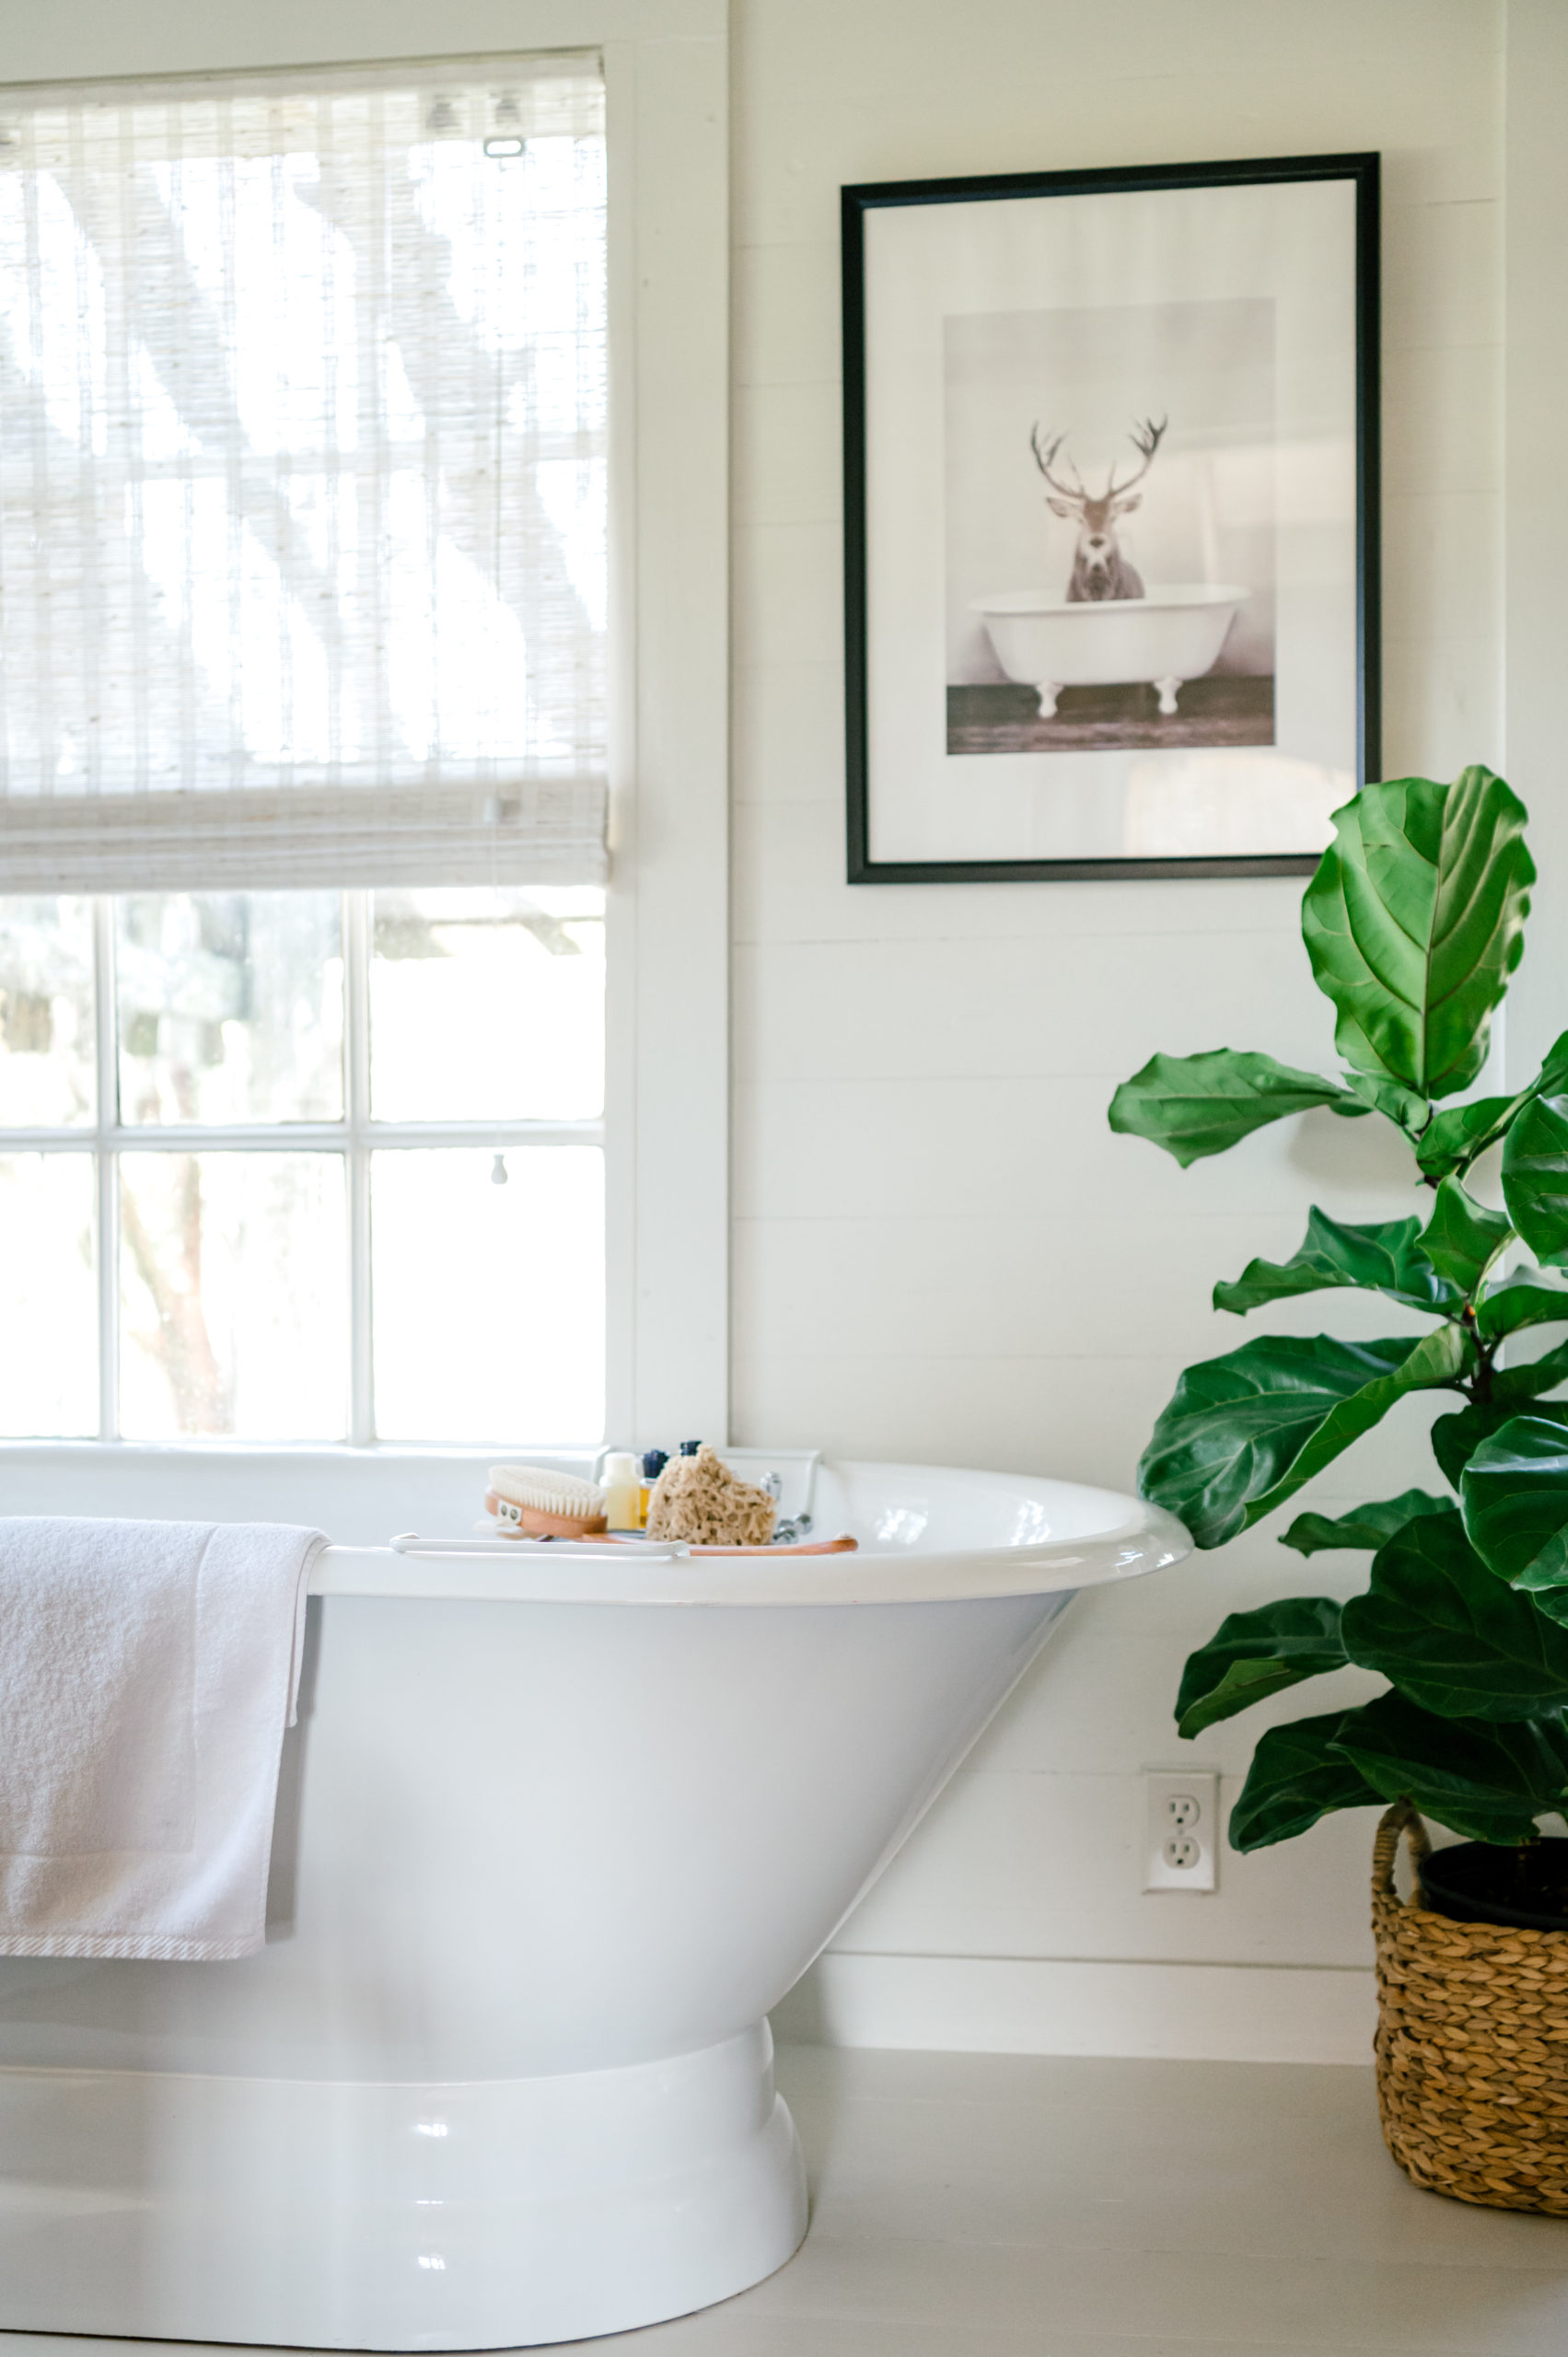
[1144,1770,1218,1891]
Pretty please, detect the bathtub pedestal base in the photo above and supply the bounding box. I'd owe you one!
[0,2024,807,2350]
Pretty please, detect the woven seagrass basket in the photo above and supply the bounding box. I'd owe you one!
[1373,1799,1568,2212]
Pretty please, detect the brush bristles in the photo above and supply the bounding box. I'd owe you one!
[488,1464,608,1516]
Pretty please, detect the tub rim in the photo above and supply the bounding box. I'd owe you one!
[969,580,1249,620]
[313,1462,1191,1605]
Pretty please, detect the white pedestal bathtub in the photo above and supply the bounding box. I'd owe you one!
[972,582,1248,714]
[0,1450,1188,2349]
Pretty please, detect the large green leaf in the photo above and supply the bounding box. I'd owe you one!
[1213,1207,1458,1318]
[1139,1325,1471,1549]
[1339,1070,1431,1137]
[1431,1399,1568,1490]
[1461,1415,1568,1619]
[1417,1093,1523,1181]
[1175,1599,1348,1738]
[1503,1093,1568,1267]
[1300,768,1534,1100]
[1232,1696,1568,1850]
[1417,1029,1568,1180]
[1417,1177,1513,1293]
[1330,1690,1568,1843]
[1474,1269,1568,1342]
[1341,1510,1568,1721]
[1228,1713,1383,1851]
[1493,1334,1568,1406]
[1280,1489,1453,1555]
[1107,1049,1369,1168]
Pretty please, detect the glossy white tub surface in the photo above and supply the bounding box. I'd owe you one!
[973,581,1248,714]
[0,1451,1188,2350]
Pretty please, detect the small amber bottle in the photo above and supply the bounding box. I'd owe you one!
[638,1448,668,1529]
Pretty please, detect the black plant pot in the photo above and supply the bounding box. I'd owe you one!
[1420,1837,1568,1932]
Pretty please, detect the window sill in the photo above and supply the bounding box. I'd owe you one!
[0,1439,603,1542]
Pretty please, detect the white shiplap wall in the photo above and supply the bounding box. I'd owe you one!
[736,0,1507,2059]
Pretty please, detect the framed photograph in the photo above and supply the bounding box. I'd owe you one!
[842,153,1379,882]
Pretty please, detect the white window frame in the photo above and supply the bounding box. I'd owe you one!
[0,0,730,1463]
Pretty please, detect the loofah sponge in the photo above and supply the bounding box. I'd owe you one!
[645,1445,777,1547]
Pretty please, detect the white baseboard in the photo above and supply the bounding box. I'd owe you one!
[770,1952,1377,2067]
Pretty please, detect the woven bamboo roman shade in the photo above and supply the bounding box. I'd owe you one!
[0,54,608,888]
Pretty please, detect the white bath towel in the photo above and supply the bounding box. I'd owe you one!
[0,1518,325,1960]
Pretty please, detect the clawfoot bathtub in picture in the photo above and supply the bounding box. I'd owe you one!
[974,583,1249,716]
[0,1450,1188,2351]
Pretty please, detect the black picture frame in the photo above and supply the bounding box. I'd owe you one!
[842,152,1381,884]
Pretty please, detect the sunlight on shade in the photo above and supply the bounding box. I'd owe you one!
[0,73,607,802]
[0,173,107,452]
[154,153,361,458]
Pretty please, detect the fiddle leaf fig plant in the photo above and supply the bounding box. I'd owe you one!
[1110,765,1568,1854]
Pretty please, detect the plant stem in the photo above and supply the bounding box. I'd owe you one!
[1459,1300,1498,1406]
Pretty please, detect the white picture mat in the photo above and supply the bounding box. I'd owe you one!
[863,177,1360,865]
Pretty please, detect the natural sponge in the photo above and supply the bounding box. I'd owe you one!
[645,1445,777,1547]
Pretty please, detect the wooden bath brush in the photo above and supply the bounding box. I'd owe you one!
[486,1465,609,1538]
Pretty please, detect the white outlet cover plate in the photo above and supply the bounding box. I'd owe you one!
[1144,1768,1218,1892]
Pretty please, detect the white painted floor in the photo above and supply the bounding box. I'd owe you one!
[6,2043,1568,2356]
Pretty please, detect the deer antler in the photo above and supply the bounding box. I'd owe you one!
[1106,415,1167,499]
[1029,424,1086,503]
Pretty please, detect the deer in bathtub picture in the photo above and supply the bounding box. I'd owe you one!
[970,412,1249,724]
[1029,413,1165,603]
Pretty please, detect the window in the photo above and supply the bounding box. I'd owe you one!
[0,26,730,1460]
[0,53,625,1448]
[0,886,605,1442]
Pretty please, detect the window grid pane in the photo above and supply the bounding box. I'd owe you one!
[119,1149,350,1440]
[117,892,344,1128]
[369,888,605,1121]
[0,888,605,1444]
[0,898,98,1127]
[0,1153,98,1436]
[371,1144,605,1442]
